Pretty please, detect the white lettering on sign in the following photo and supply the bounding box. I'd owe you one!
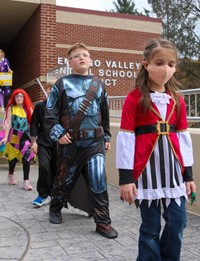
[102,79,117,86]
[99,69,137,79]
[58,57,68,65]
[92,60,101,67]
[105,61,138,70]
[57,57,141,87]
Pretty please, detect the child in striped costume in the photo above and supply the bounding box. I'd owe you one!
[116,38,196,261]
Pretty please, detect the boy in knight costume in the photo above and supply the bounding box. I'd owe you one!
[45,43,118,239]
[116,38,196,260]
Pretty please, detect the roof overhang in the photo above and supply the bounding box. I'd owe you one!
[0,0,40,44]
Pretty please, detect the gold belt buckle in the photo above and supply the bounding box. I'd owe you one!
[156,121,170,135]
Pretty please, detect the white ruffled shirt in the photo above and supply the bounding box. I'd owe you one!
[116,92,194,207]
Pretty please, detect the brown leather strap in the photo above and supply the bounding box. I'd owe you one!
[70,77,100,129]
[68,126,104,140]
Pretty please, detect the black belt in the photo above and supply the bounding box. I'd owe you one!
[68,126,104,140]
[135,121,176,136]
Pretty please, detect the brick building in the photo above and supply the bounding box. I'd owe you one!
[0,0,161,103]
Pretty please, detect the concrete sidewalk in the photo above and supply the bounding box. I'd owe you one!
[0,163,200,261]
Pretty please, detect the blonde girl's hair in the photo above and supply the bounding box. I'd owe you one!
[67,43,89,57]
[136,38,182,112]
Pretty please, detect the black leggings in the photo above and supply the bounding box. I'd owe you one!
[9,158,30,180]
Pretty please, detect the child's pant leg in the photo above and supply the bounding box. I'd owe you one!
[160,196,187,261]
[137,200,162,261]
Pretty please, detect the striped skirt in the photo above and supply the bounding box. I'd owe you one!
[135,135,187,207]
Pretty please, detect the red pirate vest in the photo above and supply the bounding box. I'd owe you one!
[120,88,188,181]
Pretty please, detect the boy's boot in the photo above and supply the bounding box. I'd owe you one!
[49,188,63,224]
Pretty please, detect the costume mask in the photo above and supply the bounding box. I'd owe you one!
[145,64,175,85]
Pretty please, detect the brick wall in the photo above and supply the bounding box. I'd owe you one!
[5,4,161,102]
[40,4,57,75]
[9,4,57,102]
[10,6,41,89]
[56,24,160,51]
[55,8,161,96]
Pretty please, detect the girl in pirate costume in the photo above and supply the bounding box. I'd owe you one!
[116,39,196,261]
[0,89,34,190]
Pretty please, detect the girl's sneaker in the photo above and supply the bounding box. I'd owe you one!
[23,180,32,190]
[7,174,17,185]
[32,196,48,207]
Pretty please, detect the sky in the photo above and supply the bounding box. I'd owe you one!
[56,0,151,13]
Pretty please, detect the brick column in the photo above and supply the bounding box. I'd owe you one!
[40,3,57,77]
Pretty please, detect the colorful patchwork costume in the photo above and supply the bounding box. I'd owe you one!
[4,105,34,164]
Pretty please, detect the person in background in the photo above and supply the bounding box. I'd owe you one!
[0,49,13,108]
[31,81,57,207]
[45,43,118,239]
[0,88,34,190]
[0,106,6,156]
[116,38,196,260]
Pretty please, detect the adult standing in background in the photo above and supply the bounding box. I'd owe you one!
[0,49,13,108]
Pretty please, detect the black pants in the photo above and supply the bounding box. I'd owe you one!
[50,140,111,225]
[37,144,57,198]
[9,157,30,180]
